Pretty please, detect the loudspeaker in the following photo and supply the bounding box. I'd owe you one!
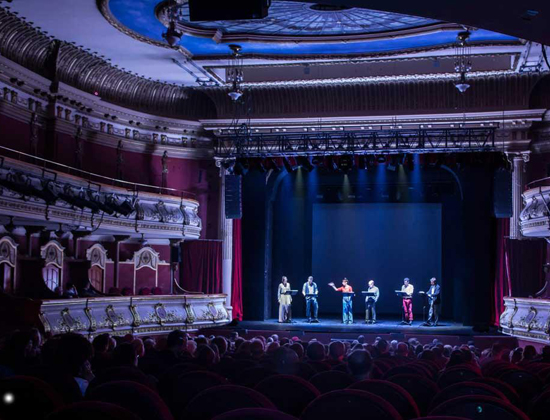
[170,245,181,263]
[189,0,270,21]
[493,168,512,218]
[225,174,242,219]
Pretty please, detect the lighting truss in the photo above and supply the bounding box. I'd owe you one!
[214,127,497,158]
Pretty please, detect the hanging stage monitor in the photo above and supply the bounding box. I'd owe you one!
[493,168,513,218]
[225,174,242,219]
[188,0,270,21]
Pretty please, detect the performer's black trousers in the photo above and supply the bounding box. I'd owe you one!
[366,299,376,321]
[428,302,439,324]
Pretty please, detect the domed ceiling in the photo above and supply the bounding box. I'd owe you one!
[107,0,517,56]
[2,0,529,91]
[164,1,439,37]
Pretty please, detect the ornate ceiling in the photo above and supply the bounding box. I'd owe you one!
[163,1,440,38]
[0,0,546,120]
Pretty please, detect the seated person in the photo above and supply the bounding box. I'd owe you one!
[80,280,101,297]
[62,283,79,299]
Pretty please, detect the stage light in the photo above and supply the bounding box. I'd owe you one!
[283,157,298,173]
[297,156,315,172]
[337,155,354,174]
[398,154,407,166]
[311,156,322,166]
[268,158,281,172]
[234,159,249,176]
[377,155,387,164]
[387,156,398,172]
[257,159,267,173]
[358,156,368,170]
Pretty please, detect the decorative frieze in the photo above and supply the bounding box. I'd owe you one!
[37,294,231,337]
[0,157,201,240]
[520,186,550,238]
[501,297,550,343]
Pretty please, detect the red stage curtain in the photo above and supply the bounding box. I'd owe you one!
[492,219,511,326]
[181,240,222,294]
[231,219,244,321]
[492,219,547,326]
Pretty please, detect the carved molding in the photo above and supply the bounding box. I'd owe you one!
[132,246,162,271]
[40,240,65,268]
[0,8,215,120]
[0,236,18,268]
[501,297,550,343]
[86,243,111,270]
[520,186,550,238]
[36,294,231,337]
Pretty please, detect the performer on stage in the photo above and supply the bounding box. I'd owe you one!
[426,277,441,326]
[302,276,319,323]
[329,278,354,324]
[365,279,379,324]
[401,278,414,325]
[278,276,292,323]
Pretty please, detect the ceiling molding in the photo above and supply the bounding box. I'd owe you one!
[0,7,216,119]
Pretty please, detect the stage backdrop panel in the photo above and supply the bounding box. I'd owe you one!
[312,203,442,317]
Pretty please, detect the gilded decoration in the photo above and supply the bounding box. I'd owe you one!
[84,307,97,332]
[501,297,550,343]
[129,304,141,327]
[37,295,228,337]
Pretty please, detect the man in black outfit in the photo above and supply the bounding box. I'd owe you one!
[426,277,441,326]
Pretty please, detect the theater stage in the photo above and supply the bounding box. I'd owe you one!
[203,317,515,349]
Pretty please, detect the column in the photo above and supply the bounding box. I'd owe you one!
[509,152,530,240]
[219,168,233,310]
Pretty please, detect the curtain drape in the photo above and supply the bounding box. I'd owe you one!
[492,219,547,326]
[181,240,222,294]
[231,219,244,321]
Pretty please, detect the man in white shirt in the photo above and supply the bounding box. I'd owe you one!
[401,278,414,325]
[302,276,319,323]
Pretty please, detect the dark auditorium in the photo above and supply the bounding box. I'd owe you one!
[1,0,550,419]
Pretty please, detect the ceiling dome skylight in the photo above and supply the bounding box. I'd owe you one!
[159,0,441,39]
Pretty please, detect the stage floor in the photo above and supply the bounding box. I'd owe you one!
[239,317,476,335]
[204,316,512,348]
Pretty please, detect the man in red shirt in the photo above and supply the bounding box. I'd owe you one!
[329,278,354,324]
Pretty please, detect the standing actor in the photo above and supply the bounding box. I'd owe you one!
[401,278,414,325]
[365,279,380,324]
[329,278,354,324]
[302,276,319,323]
[278,276,292,323]
[426,277,441,326]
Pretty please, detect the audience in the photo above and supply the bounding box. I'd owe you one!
[0,327,548,420]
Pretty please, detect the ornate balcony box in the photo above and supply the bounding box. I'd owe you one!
[500,297,550,343]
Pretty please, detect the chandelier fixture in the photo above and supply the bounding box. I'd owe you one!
[227,44,244,102]
[454,30,472,93]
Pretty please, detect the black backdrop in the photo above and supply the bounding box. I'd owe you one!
[242,160,498,326]
[311,203,441,316]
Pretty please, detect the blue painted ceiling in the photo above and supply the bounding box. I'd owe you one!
[109,0,518,57]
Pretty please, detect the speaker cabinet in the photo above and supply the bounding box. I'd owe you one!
[493,169,512,218]
[189,0,270,21]
[225,174,242,219]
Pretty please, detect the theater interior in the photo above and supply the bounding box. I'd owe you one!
[1,0,550,419]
